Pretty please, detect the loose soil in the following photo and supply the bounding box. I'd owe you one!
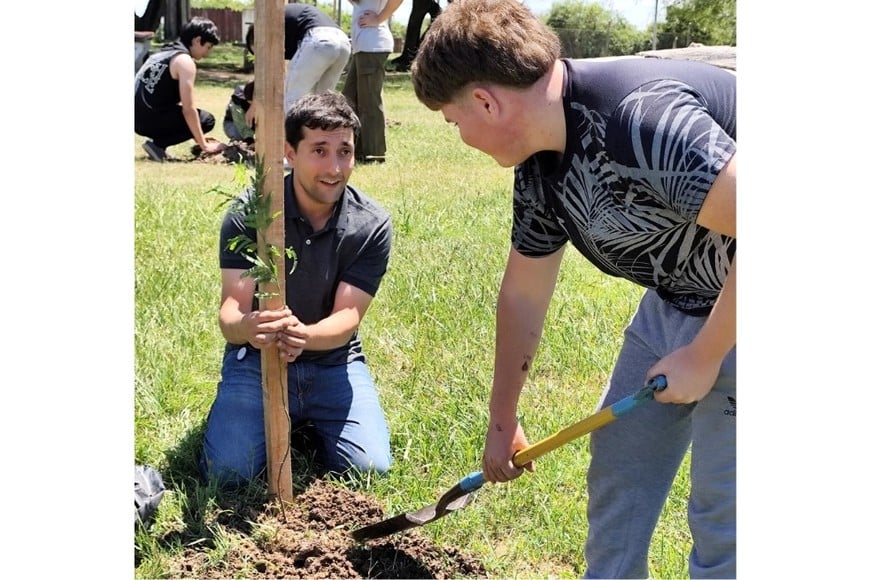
[193,139,257,165]
[164,479,488,579]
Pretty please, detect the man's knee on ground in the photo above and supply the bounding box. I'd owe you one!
[328,446,392,476]
[199,447,263,488]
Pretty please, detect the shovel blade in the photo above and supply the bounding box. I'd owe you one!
[349,511,423,542]
[350,473,484,542]
[406,491,473,524]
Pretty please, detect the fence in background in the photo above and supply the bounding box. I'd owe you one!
[191,8,252,44]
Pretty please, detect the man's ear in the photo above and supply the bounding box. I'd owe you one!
[284,142,295,167]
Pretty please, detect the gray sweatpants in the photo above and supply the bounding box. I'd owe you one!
[584,290,736,579]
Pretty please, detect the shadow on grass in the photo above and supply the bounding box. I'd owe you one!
[135,421,323,568]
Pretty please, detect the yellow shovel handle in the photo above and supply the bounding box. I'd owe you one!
[511,375,667,468]
[512,407,617,467]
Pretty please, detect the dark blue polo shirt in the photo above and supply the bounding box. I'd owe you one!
[219,173,392,365]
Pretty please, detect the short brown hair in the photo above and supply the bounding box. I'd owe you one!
[411,0,561,110]
[284,91,360,150]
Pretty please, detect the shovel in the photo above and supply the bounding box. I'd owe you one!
[350,375,667,542]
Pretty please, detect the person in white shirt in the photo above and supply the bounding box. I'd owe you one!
[342,0,404,163]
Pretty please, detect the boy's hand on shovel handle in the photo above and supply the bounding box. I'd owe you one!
[483,417,534,483]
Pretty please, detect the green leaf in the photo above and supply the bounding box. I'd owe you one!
[213,152,299,298]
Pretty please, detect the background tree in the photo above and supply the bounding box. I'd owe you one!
[655,0,736,48]
[545,0,646,58]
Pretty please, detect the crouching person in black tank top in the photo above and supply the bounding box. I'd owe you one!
[134,16,226,161]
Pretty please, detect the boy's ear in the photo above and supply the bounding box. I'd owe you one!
[471,86,499,118]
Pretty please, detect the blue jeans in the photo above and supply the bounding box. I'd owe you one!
[200,344,392,487]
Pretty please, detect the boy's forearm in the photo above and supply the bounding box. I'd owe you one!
[489,287,548,423]
[182,105,207,148]
[693,256,737,361]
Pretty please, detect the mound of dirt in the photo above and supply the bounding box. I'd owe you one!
[193,139,257,165]
[166,479,488,579]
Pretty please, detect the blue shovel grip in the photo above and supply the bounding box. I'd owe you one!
[611,375,668,417]
[458,471,486,493]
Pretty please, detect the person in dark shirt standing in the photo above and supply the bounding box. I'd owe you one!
[388,0,446,72]
[134,16,225,162]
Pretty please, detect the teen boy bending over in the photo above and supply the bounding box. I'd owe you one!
[411,1,736,577]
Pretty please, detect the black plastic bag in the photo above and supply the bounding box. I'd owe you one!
[134,464,165,527]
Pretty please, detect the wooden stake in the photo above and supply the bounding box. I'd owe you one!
[254,0,291,502]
